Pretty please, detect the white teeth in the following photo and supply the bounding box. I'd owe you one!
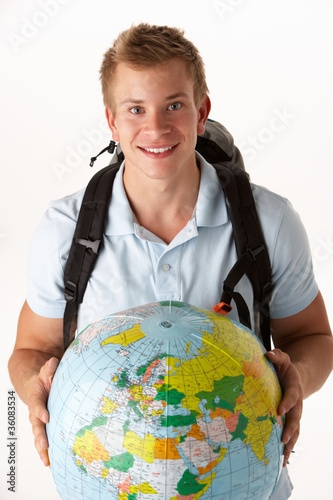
[143,146,173,153]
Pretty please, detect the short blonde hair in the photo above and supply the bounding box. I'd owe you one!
[100,23,209,110]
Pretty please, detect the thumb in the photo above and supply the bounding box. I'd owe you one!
[40,357,59,383]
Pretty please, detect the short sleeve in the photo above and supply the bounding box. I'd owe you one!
[26,192,83,318]
[268,199,318,318]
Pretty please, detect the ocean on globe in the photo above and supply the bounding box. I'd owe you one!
[47,301,284,500]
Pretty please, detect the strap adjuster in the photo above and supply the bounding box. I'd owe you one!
[76,238,101,254]
[247,245,265,261]
[64,280,77,303]
[213,302,233,316]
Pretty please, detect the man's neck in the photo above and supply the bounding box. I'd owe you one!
[123,162,201,245]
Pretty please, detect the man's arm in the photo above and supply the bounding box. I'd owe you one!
[267,291,333,466]
[8,301,67,466]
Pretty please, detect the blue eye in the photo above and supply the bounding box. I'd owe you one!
[168,102,182,111]
[130,106,142,114]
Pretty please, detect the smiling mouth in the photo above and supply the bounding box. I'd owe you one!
[139,145,177,154]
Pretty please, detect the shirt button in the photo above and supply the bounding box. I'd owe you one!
[162,264,171,271]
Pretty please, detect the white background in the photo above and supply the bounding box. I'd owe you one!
[1,0,332,499]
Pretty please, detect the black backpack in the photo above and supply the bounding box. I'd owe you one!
[63,119,272,351]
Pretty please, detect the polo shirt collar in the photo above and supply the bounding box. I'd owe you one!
[104,152,228,236]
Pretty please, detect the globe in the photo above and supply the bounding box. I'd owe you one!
[47,301,284,500]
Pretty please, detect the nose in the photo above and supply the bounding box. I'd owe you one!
[143,111,171,139]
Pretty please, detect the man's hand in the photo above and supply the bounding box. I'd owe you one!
[266,349,303,467]
[28,357,59,467]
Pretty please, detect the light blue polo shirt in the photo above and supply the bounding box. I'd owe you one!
[27,152,318,337]
[26,152,315,498]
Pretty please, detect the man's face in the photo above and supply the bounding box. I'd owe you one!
[105,58,210,183]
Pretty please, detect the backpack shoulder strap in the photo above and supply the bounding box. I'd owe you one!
[212,162,273,351]
[62,121,272,351]
[63,155,123,350]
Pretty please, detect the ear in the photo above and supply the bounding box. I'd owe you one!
[105,107,120,142]
[197,95,211,136]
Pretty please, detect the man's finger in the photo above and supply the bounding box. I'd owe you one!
[266,349,290,374]
[282,401,301,436]
[27,357,59,467]
[266,348,303,467]
[30,397,49,423]
[34,434,50,467]
[278,386,302,416]
[40,357,59,385]
[30,409,49,445]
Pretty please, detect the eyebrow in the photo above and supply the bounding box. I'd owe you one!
[119,98,144,106]
[119,92,190,107]
[165,92,189,101]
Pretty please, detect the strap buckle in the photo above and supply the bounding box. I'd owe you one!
[247,245,265,261]
[213,302,233,316]
[64,280,77,303]
[76,238,101,254]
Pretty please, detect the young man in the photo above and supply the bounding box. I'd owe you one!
[8,24,333,498]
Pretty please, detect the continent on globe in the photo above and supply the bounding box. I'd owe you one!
[47,301,284,500]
